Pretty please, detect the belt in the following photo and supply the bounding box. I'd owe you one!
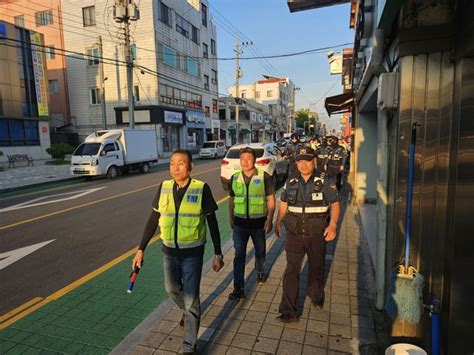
[287,206,329,213]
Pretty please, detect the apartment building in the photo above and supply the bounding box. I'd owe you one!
[0,0,72,133]
[0,20,51,160]
[228,75,296,135]
[61,0,219,155]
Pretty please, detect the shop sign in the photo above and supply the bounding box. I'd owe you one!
[211,119,220,129]
[250,112,257,122]
[42,126,48,133]
[164,110,183,124]
[186,110,205,124]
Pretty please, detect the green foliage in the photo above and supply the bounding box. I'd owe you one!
[45,159,70,165]
[295,109,310,128]
[46,143,75,160]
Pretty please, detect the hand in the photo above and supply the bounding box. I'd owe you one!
[340,165,344,172]
[324,223,337,241]
[275,222,282,238]
[132,250,144,271]
[264,218,273,233]
[212,256,224,272]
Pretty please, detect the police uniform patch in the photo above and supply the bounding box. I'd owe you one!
[187,195,199,203]
[312,193,323,201]
[254,179,262,184]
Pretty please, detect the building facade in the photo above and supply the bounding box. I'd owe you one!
[218,96,273,146]
[0,20,51,160]
[289,0,474,352]
[0,0,72,134]
[228,75,295,136]
[61,0,219,155]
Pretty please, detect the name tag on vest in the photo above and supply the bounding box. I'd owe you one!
[253,179,262,184]
[312,193,323,201]
[187,195,199,203]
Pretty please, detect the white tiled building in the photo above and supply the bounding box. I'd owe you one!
[62,0,219,155]
[228,76,296,134]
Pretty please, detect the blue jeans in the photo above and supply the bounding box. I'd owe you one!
[232,224,266,290]
[163,253,203,353]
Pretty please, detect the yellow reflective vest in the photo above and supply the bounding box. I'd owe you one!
[232,169,267,219]
[157,179,206,248]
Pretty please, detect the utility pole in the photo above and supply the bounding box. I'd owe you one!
[234,37,251,144]
[235,37,241,145]
[99,36,107,130]
[113,0,139,129]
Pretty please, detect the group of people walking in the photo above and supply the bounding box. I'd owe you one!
[284,133,349,190]
[132,140,341,354]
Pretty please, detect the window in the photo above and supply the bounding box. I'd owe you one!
[14,15,25,28]
[255,91,260,99]
[87,47,100,66]
[187,58,199,77]
[82,6,96,26]
[176,14,190,38]
[89,88,101,105]
[163,46,177,67]
[211,69,217,85]
[103,143,116,153]
[159,83,202,109]
[134,85,140,102]
[202,3,207,27]
[205,106,210,117]
[191,26,199,44]
[49,80,59,95]
[159,1,172,26]
[0,119,39,146]
[45,45,55,60]
[212,99,218,113]
[35,10,53,27]
[267,90,273,98]
[241,91,246,98]
[203,43,208,58]
[204,75,209,90]
[211,39,216,55]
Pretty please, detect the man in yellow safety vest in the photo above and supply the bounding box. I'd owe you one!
[132,149,223,354]
[228,147,276,300]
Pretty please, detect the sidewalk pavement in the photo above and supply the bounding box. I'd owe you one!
[114,200,383,355]
[0,155,201,192]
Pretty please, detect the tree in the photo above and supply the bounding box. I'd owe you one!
[295,109,310,128]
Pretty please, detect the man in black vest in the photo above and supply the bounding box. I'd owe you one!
[283,133,301,178]
[275,146,341,323]
[326,136,347,190]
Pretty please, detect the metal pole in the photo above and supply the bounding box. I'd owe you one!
[99,36,107,130]
[124,1,135,129]
[235,36,240,144]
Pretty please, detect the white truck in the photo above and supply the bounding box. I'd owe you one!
[70,129,158,178]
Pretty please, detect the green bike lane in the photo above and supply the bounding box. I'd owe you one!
[0,199,233,354]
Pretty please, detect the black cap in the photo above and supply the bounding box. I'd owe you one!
[295,147,315,161]
[290,133,298,140]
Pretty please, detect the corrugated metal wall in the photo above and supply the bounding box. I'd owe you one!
[390,50,474,352]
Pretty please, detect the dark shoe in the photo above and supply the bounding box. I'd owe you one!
[179,314,185,327]
[228,288,245,301]
[257,271,267,284]
[312,298,325,308]
[277,313,299,323]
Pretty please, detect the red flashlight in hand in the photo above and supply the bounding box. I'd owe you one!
[127,266,140,293]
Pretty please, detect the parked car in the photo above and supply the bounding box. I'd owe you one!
[220,142,288,190]
[199,140,226,159]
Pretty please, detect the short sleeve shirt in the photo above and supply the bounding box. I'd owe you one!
[280,174,339,205]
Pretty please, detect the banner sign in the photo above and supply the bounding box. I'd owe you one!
[164,110,183,124]
[30,31,49,117]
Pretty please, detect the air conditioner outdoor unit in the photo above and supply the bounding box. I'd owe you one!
[377,73,399,110]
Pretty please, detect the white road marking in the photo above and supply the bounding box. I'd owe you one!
[0,240,55,270]
[0,187,106,212]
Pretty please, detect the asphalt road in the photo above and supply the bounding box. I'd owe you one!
[0,159,226,315]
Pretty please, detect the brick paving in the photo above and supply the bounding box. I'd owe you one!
[124,201,380,355]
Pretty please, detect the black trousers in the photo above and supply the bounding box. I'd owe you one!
[279,232,326,317]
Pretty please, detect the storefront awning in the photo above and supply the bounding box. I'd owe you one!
[324,92,354,116]
[287,0,350,13]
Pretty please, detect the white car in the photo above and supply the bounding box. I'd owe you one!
[199,140,226,159]
[220,143,289,190]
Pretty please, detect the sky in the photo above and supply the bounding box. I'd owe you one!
[208,0,354,131]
